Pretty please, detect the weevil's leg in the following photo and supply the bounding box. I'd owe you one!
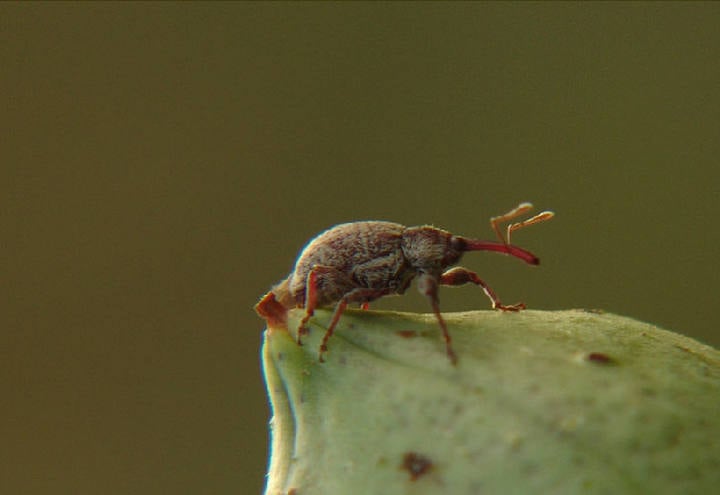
[416,272,458,365]
[298,265,355,346]
[507,210,555,245]
[490,202,534,244]
[319,286,395,362]
[440,267,526,312]
[298,269,320,345]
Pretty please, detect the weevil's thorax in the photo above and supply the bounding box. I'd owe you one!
[401,226,465,273]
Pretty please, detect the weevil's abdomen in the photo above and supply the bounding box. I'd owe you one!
[288,221,407,304]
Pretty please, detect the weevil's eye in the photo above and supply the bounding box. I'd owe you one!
[441,235,466,266]
[450,236,466,252]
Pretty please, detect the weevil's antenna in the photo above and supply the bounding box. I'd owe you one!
[457,202,556,265]
[459,238,540,265]
[507,210,555,245]
[490,202,534,244]
[490,202,555,245]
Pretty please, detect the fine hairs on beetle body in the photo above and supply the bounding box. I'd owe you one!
[255,202,554,365]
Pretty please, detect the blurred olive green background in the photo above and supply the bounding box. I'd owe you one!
[2,3,719,494]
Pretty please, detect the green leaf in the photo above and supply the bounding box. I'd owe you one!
[262,309,720,495]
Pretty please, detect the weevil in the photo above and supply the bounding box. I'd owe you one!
[255,202,554,364]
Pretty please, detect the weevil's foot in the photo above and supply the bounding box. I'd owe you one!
[318,344,328,363]
[446,347,458,366]
[494,302,526,312]
[296,326,310,346]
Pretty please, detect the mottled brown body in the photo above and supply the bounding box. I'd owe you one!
[288,222,466,308]
[255,203,554,364]
[290,222,411,306]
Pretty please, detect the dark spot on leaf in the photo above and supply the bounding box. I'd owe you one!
[401,452,433,481]
[586,352,614,364]
[396,330,418,338]
[287,489,297,495]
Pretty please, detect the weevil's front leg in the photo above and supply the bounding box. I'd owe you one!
[318,286,395,362]
[440,267,526,311]
[417,272,458,365]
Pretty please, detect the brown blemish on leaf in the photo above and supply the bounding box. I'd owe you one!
[401,452,433,481]
[396,329,419,338]
[586,352,614,364]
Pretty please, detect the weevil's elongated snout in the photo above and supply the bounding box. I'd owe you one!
[460,239,540,265]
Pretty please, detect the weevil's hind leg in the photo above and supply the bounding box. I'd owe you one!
[318,286,395,362]
[440,267,526,312]
[417,272,458,365]
[490,202,534,244]
[298,265,354,346]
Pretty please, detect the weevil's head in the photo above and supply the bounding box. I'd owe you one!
[401,226,465,271]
